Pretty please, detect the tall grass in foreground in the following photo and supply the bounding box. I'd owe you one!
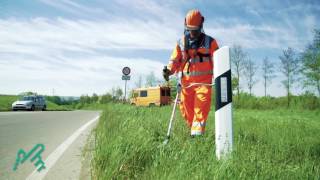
[93,103,320,179]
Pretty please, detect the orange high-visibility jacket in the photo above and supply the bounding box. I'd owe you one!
[168,33,219,85]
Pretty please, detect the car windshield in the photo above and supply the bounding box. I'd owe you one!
[20,96,34,101]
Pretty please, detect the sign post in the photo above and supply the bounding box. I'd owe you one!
[122,67,131,101]
[214,46,233,160]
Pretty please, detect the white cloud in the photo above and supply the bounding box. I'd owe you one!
[0,17,179,53]
[38,0,105,16]
[207,22,310,51]
[0,17,172,96]
[1,0,319,96]
[0,53,165,96]
[205,1,319,51]
[0,16,312,96]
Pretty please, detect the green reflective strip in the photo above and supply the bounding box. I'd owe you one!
[190,57,210,64]
[183,70,213,76]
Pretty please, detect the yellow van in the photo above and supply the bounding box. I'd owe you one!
[130,86,171,106]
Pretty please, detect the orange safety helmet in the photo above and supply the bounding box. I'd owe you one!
[185,9,204,30]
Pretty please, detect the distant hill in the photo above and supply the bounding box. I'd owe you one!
[59,96,80,101]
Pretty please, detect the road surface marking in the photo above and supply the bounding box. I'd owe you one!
[26,115,100,180]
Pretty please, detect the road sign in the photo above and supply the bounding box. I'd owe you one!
[122,75,130,80]
[122,67,131,75]
[122,67,131,101]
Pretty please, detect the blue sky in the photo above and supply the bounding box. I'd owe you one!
[0,0,319,96]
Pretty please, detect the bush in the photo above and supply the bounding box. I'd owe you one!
[232,93,320,110]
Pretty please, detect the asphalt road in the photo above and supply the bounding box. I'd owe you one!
[0,110,100,180]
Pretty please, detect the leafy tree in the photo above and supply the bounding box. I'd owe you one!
[231,45,247,98]
[168,76,178,100]
[80,94,91,104]
[261,57,276,97]
[79,95,85,104]
[19,91,37,96]
[300,29,320,96]
[115,87,123,100]
[232,77,239,95]
[92,93,99,103]
[279,47,299,107]
[111,87,116,98]
[243,57,258,96]
[100,93,113,104]
[145,71,157,87]
[135,75,143,88]
[50,96,62,105]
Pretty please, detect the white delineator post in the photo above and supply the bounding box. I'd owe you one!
[214,46,233,160]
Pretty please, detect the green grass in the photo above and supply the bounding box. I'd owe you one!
[46,101,72,111]
[0,95,70,111]
[93,103,320,179]
[0,95,18,111]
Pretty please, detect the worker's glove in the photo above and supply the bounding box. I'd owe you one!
[163,66,170,81]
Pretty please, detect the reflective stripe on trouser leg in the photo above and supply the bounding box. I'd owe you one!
[191,121,206,135]
[191,85,212,136]
[179,86,195,127]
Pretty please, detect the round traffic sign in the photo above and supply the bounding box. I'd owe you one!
[122,67,131,75]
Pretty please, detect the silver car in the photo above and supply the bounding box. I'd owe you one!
[12,95,47,111]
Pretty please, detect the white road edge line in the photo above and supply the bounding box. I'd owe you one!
[26,115,100,180]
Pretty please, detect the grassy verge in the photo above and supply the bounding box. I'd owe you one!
[46,101,72,111]
[0,95,18,111]
[93,103,320,179]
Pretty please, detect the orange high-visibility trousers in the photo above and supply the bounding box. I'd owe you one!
[179,85,212,135]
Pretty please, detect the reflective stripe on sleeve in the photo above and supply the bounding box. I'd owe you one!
[183,70,213,77]
[190,57,211,64]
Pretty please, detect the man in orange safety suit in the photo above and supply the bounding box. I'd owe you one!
[163,9,219,136]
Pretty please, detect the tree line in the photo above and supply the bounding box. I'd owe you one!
[78,87,124,104]
[231,29,320,107]
[45,87,125,106]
